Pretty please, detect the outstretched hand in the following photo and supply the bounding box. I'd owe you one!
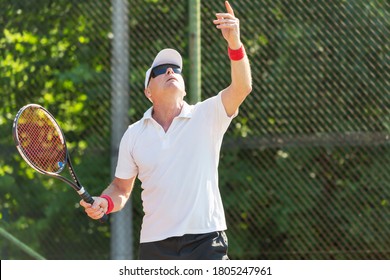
[213,1,241,49]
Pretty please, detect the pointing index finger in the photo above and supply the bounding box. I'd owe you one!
[225,1,235,17]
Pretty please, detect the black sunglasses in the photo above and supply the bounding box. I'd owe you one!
[149,64,182,84]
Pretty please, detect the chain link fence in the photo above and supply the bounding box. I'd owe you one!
[1,0,389,260]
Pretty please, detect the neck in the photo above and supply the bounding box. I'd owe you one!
[152,101,184,132]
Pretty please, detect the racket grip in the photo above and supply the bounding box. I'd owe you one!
[99,213,109,223]
[80,189,109,223]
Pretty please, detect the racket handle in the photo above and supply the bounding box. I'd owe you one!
[79,189,109,223]
[99,213,109,223]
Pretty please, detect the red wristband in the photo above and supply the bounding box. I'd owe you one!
[228,45,245,61]
[100,194,114,215]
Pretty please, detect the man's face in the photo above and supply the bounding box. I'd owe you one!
[146,64,186,101]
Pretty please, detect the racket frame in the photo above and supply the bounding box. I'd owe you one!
[12,104,108,222]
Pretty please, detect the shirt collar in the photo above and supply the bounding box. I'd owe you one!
[142,101,193,121]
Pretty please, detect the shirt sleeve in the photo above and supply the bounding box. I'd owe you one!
[200,91,238,136]
[114,127,139,179]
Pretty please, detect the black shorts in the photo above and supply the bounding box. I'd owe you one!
[138,231,229,260]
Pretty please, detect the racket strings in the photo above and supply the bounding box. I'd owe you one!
[16,107,66,173]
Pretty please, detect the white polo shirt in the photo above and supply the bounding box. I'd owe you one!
[115,92,236,243]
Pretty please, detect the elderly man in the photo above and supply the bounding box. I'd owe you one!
[81,1,252,260]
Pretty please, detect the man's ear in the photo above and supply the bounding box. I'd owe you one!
[144,88,153,102]
[144,88,151,98]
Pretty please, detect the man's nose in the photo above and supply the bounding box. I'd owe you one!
[166,67,174,74]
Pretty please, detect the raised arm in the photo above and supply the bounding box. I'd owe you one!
[213,1,252,117]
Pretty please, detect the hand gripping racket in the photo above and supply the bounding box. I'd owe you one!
[12,104,108,223]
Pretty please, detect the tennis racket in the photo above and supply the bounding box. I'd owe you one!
[12,104,108,223]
